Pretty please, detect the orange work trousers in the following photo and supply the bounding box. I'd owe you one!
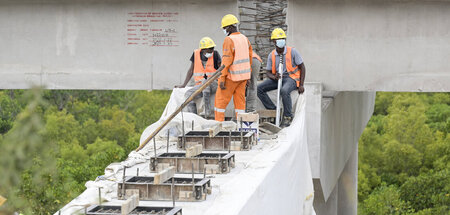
[214,78,247,121]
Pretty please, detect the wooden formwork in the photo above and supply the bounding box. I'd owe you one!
[86,205,182,215]
[150,152,235,174]
[117,176,211,202]
[177,131,256,151]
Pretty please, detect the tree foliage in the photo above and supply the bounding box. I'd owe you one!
[359,92,450,214]
[0,89,170,214]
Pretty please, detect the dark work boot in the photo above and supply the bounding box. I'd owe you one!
[280,116,292,128]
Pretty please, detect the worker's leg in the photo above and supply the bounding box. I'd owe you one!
[203,80,218,118]
[280,76,297,117]
[257,79,278,110]
[233,80,248,118]
[185,85,203,113]
[214,79,238,121]
[246,59,261,112]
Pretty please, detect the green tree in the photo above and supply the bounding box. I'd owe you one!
[384,94,433,152]
[382,140,422,184]
[128,91,171,132]
[98,106,135,146]
[0,89,57,214]
[400,169,450,212]
[0,91,23,134]
[359,184,413,215]
[44,111,81,144]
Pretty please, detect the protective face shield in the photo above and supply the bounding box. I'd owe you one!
[276,39,286,48]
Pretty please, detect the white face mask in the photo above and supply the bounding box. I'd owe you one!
[204,52,213,58]
[223,29,228,36]
[276,39,286,48]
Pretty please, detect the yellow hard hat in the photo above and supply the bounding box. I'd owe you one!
[271,28,287,40]
[221,14,239,28]
[199,37,216,49]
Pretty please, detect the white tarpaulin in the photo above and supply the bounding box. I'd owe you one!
[56,88,315,215]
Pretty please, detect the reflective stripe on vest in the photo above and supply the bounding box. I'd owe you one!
[193,49,216,85]
[228,34,251,81]
[271,46,301,87]
[214,107,226,113]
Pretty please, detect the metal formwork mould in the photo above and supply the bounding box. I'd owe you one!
[177,131,256,151]
[117,176,211,201]
[150,152,235,174]
[86,205,182,215]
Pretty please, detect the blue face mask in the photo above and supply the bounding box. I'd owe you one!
[276,39,286,48]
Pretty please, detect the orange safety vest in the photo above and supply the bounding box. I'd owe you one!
[253,52,262,63]
[193,49,216,85]
[271,46,301,87]
[228,34,251,81]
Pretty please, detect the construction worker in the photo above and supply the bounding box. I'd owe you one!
[175,37,221,118]
[246,52,263,113]
[257,28,306,127]
[214,14,253,121]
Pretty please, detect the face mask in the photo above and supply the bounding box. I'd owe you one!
[276,39,286,48]
[223,29,228,36]
[204,52,213,58]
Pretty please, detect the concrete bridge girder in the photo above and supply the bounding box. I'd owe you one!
[0,0,237,90]
[288,0,450,92]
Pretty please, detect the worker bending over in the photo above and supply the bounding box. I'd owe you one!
[214,14,253,121]
[175,37,221,119]
[246,52,263,113]
[257,28,306,127]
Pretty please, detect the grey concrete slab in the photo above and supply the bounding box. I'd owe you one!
[0,0,237,90]
[288,0,450,92]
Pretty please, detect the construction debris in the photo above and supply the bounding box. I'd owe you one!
[208,124,222,137]
[121,194,139,215]
[259,122,282,134]
[154,166,176,184]
[185,144,203,158]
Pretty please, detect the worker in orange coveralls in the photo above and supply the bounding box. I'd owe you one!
[214,14,253,121]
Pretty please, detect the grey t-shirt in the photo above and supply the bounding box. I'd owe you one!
[266,47,303,74]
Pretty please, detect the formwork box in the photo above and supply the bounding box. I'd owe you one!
[117,176,211,201]
[150,152,235,174]
[178,131,256,151]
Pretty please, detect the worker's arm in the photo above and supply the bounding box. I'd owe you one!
[175,62,194,88]
[220,37,234,85]
[246,41,253,87]
[298,63,306,94]
[248,40,253,73]
[265,54,279,80]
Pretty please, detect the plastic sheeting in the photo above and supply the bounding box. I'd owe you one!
[56,88,315,215]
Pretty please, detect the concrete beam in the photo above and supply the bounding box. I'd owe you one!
[288,0,450,92]
[0,0,237,90]
[304,83,374,201]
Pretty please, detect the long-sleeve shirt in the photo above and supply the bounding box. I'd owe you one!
[220,32,253,82]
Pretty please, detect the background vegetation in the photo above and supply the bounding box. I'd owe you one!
[0,90,448,214]
[0,89,170,214]
[358,92,449,214]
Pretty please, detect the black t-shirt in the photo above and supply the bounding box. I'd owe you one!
[190,50,221,69]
